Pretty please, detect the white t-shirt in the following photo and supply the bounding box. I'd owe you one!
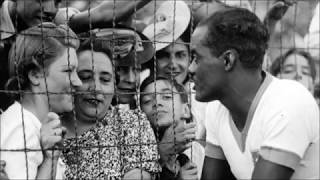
[205,73,319,179]
[0,102,65,179]
[1,102,43,179]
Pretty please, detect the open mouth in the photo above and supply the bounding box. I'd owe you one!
[165,71,181,77]
[84,97,103,106]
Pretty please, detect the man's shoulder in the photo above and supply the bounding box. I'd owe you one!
[264,78,317,108]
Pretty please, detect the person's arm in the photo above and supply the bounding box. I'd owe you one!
[263,0,296,36]
[35,158,59,179]
[68,0,152,33]
[201,156,236,180]
[36,112,66,179]
[252,157,294,179]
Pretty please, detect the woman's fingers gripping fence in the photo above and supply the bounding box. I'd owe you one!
[40,112,65,159]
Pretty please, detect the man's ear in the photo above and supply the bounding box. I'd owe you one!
[222,49,238,71]
[27,69,41,86]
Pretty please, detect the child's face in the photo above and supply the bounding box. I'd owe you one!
[141,80,185,129]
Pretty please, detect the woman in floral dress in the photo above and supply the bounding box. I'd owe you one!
[61,33,161,179]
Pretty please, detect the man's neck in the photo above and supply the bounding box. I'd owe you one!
[220,70,264,131]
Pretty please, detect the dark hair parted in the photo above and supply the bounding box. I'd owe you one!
[199,8,269,68]
[6,23,79,98]
[140,75,188,104]
[270,48,317,81]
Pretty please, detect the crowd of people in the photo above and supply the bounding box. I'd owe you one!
[0,0,319,179]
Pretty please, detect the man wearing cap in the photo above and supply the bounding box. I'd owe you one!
[189,8,319,179]
[0,0,153,111]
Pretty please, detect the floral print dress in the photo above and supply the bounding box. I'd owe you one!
[62,108,161,179]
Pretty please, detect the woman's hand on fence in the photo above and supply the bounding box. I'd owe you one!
[40,112,66,160]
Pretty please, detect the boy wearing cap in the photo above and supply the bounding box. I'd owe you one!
[189,8,319,179]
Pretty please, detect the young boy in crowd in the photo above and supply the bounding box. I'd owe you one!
[140,75,203,180]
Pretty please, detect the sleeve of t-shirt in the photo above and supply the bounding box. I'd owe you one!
[1,117,43,179]
[204,101,226,160]
[259,98,319,170]
[119,110,161,177]
[54,7,80,25]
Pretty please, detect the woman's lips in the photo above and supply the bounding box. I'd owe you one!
[84,97,104,106]
[165,71,181,77]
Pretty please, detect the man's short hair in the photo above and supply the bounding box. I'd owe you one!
[199,8,269,68]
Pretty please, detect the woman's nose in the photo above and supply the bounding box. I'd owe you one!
[71,73,82,87]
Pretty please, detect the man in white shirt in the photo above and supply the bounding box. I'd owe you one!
[189,7,319,180]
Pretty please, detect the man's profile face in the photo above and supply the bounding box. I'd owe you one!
[16,0,59,27]
[189,26,226,102]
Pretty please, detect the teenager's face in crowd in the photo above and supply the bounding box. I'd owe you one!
[39,48,82,113]
[75,50,115,121]
[189,26,226,102]
[16,0,59,27]
[116,66,141,104]
[141,80,185,129]
[278,53,314,93]
[156,38,189,84]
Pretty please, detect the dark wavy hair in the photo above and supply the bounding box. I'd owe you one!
[270,48,317,81]
[198,7,269,69]
[6,23,79,99]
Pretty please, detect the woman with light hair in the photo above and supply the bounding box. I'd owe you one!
[0,23,82,179]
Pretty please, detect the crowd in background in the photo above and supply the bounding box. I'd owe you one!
[0,0,319,179]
